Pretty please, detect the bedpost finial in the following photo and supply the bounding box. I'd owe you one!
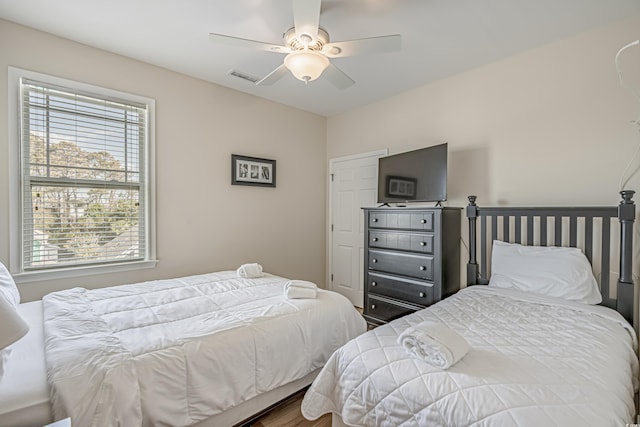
[620,190,635,204]
[618,190,635,222]
[466,196,478,219]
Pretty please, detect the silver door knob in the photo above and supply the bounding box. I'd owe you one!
[420,219,427,224]
[371,282,377,286]
[372,237,378,242]
[372,218,378,222]
[419,292,425,297]
[420,242,426,246]
[372,259,378,263]
[419,266,426,271]
[371,304,376,309]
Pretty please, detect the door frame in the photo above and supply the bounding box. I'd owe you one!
[327,149,388,298]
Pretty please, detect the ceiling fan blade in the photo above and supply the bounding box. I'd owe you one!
[293,0,321,40]
[256,64,289,86]
[323,34,401,58]
[323,63,355,90]
[209,33,290,53]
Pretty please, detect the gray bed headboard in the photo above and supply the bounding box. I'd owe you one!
[466,191,636,324]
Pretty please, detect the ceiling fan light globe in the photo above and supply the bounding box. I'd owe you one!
[284,50,330,83]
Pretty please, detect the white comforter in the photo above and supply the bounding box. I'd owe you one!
[302,286,639,427]
[43,271,366,427]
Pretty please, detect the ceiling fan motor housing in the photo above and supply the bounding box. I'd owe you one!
[284,27,329,51]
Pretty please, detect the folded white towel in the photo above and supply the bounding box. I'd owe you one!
[284,280,318,299]
[236,263,263,278]
[397,321,470,369]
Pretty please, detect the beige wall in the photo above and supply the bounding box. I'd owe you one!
[327,14,640,209]
[0,19,327,301]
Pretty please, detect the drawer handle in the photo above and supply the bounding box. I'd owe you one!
[372,259,378,263]
[419,292,426,298]
[420,241,426,246]
[372,218,378,223]
[420,219,427,224]
[371,281,377,286]
[419,266,426,271]
[372,237,379,242]
[371,304,376,309]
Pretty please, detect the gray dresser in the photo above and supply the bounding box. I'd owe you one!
[362,207,461,325]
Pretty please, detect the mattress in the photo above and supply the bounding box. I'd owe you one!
[302,286,639,427]
[43,271,366,426]
[0,300,52,427]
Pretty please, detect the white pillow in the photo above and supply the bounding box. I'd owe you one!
[0,261,19,309]
[488,240,601,304]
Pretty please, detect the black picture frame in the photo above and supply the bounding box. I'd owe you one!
[231,154,276,187]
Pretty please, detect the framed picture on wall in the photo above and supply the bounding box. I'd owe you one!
[231,154,276,187]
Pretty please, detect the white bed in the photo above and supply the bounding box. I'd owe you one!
[0,270,366,427]
[302,195,639,427]
[302,286,638,426]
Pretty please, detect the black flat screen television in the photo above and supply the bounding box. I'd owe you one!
[377,143,447,204]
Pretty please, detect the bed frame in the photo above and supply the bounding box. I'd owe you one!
[466,191,636,324]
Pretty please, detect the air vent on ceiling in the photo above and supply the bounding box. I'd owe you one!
[228,70,259,84]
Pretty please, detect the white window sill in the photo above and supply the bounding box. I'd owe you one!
[12,259,158,284]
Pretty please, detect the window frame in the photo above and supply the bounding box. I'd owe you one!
[8,67,157,283]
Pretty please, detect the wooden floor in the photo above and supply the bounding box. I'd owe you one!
[251,390,331,427]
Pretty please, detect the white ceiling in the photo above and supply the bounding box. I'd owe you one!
[2,0,640,117]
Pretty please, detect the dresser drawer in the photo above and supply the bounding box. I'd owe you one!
[369,211,434,231]
[368,249,434,280]
[367,272,435,306]
[369,230,434,254]
[365,295,417,323]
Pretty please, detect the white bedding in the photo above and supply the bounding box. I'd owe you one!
[302,286,639,427]
[0,301,52,427]
[43,271,366,426]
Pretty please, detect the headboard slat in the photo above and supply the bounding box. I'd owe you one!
[514,216,522,244]
[569,217,577,247]
[480,215,487,283]
[491,215,498,246]
[584,216,593,264]
[503,216,509,242]
[526,215,534,245]
[554,215,562,246]
[601,218,611,307]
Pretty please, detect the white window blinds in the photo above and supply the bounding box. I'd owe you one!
[20,79,148,270]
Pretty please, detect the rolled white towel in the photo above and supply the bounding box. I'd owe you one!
[397,320,470,369]
[237,263,263,278]
[284,280,318,299]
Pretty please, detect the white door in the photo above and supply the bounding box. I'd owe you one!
[329,149,387,307]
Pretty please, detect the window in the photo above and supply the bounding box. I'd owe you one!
[9,68,156,281]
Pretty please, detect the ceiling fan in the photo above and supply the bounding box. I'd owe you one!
[209,0,401,89]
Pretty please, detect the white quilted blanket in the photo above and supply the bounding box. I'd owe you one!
[42,271,366,427]
[302,286,639,427]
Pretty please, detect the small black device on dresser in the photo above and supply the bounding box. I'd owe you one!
[363,207,461,326]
